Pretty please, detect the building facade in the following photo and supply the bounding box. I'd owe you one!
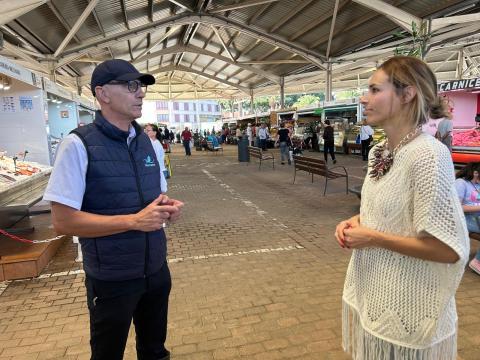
[139,100,222,133]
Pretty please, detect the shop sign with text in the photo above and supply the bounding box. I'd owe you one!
[439,78,480,92]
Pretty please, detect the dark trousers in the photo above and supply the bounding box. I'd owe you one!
[324,143,335,161]
[260,139,267,151]
[86,263,172,360]
[183,140,191,155]
[361,139,371,160]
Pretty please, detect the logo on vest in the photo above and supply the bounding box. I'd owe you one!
[143,155,156,167]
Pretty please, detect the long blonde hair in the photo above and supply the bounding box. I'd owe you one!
[378,56,451,127]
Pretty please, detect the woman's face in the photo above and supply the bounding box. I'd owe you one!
[144,126,156,140]
[360,69,403,127]
[473,170,479,180]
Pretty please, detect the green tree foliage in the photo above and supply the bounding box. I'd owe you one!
[293,94,321,108]
[334,89,361,100]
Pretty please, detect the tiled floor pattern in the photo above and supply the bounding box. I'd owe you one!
[0,144,479,359]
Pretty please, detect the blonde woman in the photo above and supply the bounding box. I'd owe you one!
[335,56,469,359]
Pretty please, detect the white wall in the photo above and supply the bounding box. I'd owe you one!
[0,80,50,165]
[48,100,78,139]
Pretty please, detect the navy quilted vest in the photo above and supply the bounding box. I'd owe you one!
[72,111,167,281]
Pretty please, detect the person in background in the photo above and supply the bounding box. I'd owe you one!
[181,126,192,156]
[145,123,168,192]
[335,56,468,360]
[207,132,220,148]
[246,123,253,146]
[258,123,269,151]
[359,119,374,161]
[455,162,480,274]
[322,120,336,164]
[164,127,170,143]
[235,126,242,140]
[43,59,183,360]
[276,122,291,165]
[221,127,226,144]
[435,114,453,152]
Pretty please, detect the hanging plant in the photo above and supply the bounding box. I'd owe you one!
[393,21,431,59]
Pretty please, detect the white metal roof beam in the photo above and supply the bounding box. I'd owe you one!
[247,2,273,25]
[47,2,81,43]
[238,60,310,64]
[150,64,251,94]
[53,0,100,57]
[3,40,49,73]
[168,0,194,12]
[209,0,279,13]
[133,26,181,62]
[58,13,326,69]
[120,0,130,30]
[210,25,235,61]
[431,14,480,32]
[352,0,421,33]
[325,0,341,59]
[134,44,281,83]
[0,0,48,26]
[148,0,154,22]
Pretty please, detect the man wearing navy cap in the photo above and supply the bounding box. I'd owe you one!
[43,59,183,360]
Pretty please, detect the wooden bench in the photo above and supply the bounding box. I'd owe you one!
[248,146,274,169]
[293,155,348,195]
[206,140,223,155]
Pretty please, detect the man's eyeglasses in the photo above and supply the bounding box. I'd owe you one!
[107,80,148,93]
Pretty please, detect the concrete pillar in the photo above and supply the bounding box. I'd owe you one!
[280,77,285,109]
[250,89,254,114]
[325,62,332,102]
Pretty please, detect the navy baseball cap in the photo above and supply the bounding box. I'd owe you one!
[90,59,155,96]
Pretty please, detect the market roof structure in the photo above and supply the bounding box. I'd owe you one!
[1,0,480,101]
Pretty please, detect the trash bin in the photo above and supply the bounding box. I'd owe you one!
[238,136,250,162]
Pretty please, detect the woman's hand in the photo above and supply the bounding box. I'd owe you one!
[343,226,379,249]
[335,215,360,248]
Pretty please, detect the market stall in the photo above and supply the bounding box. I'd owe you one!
[439,78,480,165]
[0,55,49,165]
[74,93,96,126]
[43,78,81,161]
[295,106,322,151]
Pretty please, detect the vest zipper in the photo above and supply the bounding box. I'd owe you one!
[128,148,149,278]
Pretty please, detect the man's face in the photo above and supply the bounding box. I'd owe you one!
[99,80,146,121]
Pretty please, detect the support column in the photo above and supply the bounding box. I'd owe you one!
[76,77,82,95]
[457,48,464,80]
[48,61,56,82]
[325,62,332,102]
[280,76,285,109]
[250,89,254,115]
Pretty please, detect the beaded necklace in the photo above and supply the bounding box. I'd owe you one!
[369,127,422,181]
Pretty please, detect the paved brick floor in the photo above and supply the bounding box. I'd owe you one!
[1,144,479,359]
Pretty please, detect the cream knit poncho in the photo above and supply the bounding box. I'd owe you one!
[343,134,469,360]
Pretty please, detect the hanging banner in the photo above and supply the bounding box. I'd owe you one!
[0,54,40,87]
